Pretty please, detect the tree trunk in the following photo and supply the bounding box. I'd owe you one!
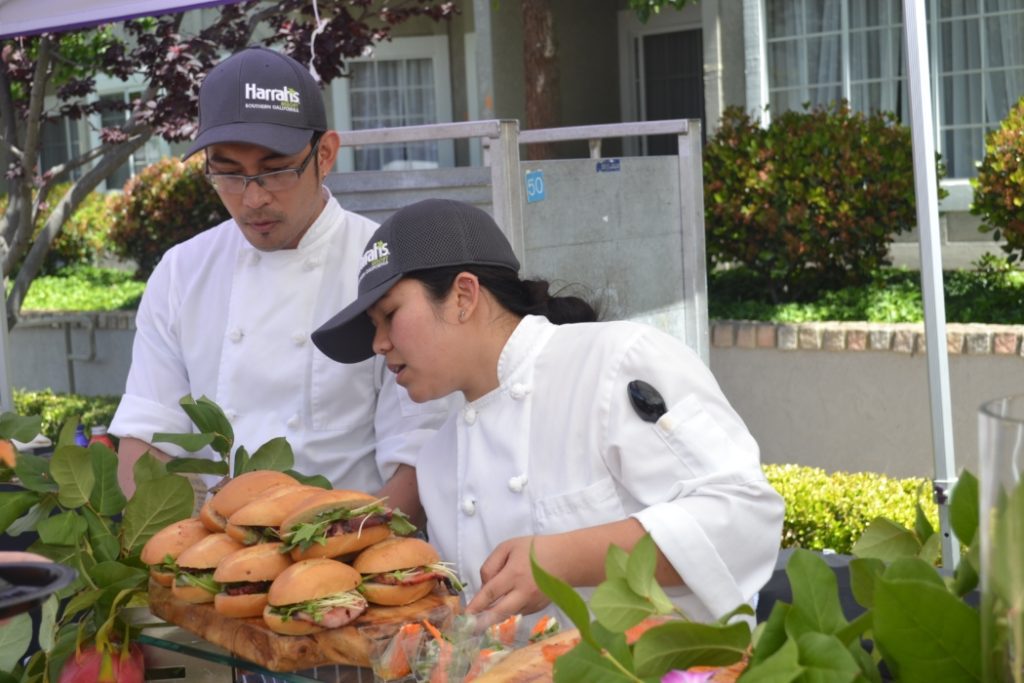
[521,0,560,161]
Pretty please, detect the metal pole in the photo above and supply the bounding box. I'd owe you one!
[902,0,959,567]
[0,286,13,412]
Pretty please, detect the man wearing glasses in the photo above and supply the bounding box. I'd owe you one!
[110,47,450,515]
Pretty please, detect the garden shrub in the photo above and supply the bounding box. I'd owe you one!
[704,102,935,301]
[12,388,119,443]
[972,96,1024,262]
[0,184,115,275]
[764,463,938,554]
[108,155,229,280]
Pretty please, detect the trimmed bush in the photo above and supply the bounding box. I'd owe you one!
[972,96,1024,262]
[704,102,934,301]
[108,155,229,280]
[12,388,120,443]
[0,185,115,275]
[765,463,938,554]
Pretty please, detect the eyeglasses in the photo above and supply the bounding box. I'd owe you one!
[205,136,322,195]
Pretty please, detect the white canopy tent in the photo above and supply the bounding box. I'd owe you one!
[0,0,959,563]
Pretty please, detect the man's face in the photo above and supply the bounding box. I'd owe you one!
[205,132,339,251]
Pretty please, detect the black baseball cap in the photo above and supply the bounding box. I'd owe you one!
[312,199,521,364]
[184,46,327,159]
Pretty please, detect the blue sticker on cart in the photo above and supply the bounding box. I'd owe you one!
[596,159,621,173]
[525,170,546,203]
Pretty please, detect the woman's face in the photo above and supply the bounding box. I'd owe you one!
[367,279,463,403]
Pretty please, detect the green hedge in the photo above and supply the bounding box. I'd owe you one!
[12,388,120,442]
[765,463,938,554]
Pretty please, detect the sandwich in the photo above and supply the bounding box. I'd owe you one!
[278,489,416,560]
[352,537,464,606]
[140,517,211,586]
[170,532,245,604]
[203,470,299,532]
[225,485,320,545]
[213,542,293,618]
[263,558,369,635]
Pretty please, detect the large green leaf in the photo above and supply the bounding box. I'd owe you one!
[591,578,657,632]
[531,548,594,648]
[604,544,630,581]
[0,613,32,673]
[50,445,94,508]
[37,510,88,545]
[0,412,43,442]
[13,453,57,492]
[133,451,168,485]
[625,534,674,614]
[83,507,120,563]
[38,594,59,652]
[795,632,862,682]
[750,601,790,665]
[784,549,847,636]
[233,445,250,477]
[246,437,295,472]
[286,470,331,489]
[7,498,54,536]
[849,557,885,609]
[873,575,982,682]
[632,620,749,677]
[88,560,147,595]
[56,418,79,448]
[166,456,228,476]
[740,637,802,683]
[88,444,126,515]
[178,395,233,454]
[590,621,633,672]
[0,490,40,534]
[121,474,194,554]
[62,588,103,621]
[551,640,634,683]
[852,518,921,561]
[949,470,979,547]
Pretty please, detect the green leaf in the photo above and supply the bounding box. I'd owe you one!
[0,412,43,442]
[632,620,749,677]
[133,451,167,485]
[949,471,979,547]
[750,601,790,665]
[849,557,885,609]
[37,510,88,545]
[233,445,250,477]
[873,575,982,682]
[852,518,921,561]
[624,533,657,597]
[13,453,57,492]
[88,444,126,515]
[0,613,32,673]
[165,456,228,476]
[531,547,595,648]
[83,507,120,563]
[88,561,147,594]
[62,588,103,621]
[794,632,862,681]
[56,418,80,448]
[604,544,629,581]
[0,490,40,534]
[784,549,847,636]
[286,470,331,489]
[951,543,980,597]
[917,531,942,565]
[914,500,935,543]
[882,557,946,588]
[152,432,217,453]
[247,437,294,472]
[590,620,633,671]
[38,594,59,652]
[50,445,94,508]
[179,395,233,454]
[551,640,633,683]
[741,637,802,683]
[8,499,55,536]
[121,474,195,554]
[591,577,656,632]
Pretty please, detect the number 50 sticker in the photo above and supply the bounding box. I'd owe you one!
[525,170,546,203]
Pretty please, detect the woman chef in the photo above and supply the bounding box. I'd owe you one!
[311,198,784,624]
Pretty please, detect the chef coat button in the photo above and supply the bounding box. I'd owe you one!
[225,409,238,422]
[461,498,477,516]
[291,332,307,346]
[509,383,530,400]
[303,257,321,271]
[463,407,477,425]
[508,475,528,493]
[287,414,300,429]
[249,252,261,266]
[228,328,243,342]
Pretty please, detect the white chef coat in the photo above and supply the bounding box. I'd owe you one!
[419,315,784,624]
[110,190,451,491]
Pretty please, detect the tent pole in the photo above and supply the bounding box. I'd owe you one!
[902,0,959,568]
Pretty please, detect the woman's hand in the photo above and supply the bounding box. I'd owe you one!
[466,535,552,620]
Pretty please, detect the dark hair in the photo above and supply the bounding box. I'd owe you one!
[407,265,599,325]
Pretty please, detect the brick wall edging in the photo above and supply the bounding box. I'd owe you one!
[711,320,1024,356]
[17,310,137,331]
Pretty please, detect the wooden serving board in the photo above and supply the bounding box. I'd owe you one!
[147,580,460,672]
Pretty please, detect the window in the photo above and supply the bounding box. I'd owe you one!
[97,92,166,190]
[39,117,81,181]
[761,0,1024,180]
[331,35,454,172]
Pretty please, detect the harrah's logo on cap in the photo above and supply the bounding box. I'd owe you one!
[244,82,300,113]
[358,240,390,281]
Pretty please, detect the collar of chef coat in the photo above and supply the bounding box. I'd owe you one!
[488,314,555,394]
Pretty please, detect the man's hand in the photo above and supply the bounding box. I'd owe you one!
[466,535,552,620]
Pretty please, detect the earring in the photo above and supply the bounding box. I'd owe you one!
[458,309,466,322]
